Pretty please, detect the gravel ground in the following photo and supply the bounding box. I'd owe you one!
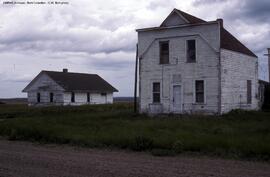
[0,139,269,177]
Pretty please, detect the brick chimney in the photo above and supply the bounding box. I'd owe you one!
[217,18,223,28]
[63,68,68,73]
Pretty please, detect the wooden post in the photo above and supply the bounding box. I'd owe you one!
[267,48,270,82]
[134,44,139,113]
[264,48,270,82]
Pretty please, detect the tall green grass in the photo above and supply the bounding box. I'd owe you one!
[0,104,270,161]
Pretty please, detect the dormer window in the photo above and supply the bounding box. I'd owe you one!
[160,41,169,64]
[187,40,196,62]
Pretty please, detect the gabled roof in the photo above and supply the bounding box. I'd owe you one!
[220,28,257,57]
[23,70,118,92]
[174,9,206,24]
[156,9,257,57]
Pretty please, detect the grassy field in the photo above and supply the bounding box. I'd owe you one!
[0,103,270,161]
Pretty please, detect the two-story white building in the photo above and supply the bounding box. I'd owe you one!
[136,9,259,115]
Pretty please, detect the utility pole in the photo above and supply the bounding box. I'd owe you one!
[134,44,138,113]
[264,48,270,82]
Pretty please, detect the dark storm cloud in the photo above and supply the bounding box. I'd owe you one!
[194,0,270,23]
[234,0,270,23]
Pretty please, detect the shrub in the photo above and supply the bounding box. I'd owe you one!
[172,140,184,153]
[8,129,19,140]
[131,136,153,151]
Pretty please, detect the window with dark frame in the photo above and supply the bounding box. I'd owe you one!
[101,93,107,96]
[37,93,41,103]
[159,41,169,64]
[153,82,161,103]
[187,40,196,62]
[195,80,204,103]
[87,93,90,103]
[71,92,75,103]
[247,80,252,104]
[50,93,54,103]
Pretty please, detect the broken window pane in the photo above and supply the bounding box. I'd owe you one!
[187,40,196,62]
[160,41,169,64]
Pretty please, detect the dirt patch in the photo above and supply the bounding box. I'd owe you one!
[0,140,269,177]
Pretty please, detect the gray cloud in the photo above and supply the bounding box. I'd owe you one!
[216,0,270,24]
[0,0,269,98]
[194,0,270,23]
[193,0,228,6]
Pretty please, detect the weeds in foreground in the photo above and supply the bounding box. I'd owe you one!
[0,104,270,161]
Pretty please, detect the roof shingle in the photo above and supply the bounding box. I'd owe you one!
[23,71,118,93]
[44,71,118,92]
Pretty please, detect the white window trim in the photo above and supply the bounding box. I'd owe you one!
[193,79,206,104]
[186,39,197,63]
[159,40,170,65]
[151,81,162,104]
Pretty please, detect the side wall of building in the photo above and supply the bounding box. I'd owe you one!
[138,23,221,114]
[63,92,113,106]
[220,49,259,113]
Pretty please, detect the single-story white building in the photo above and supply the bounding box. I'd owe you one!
[22,69,118,106]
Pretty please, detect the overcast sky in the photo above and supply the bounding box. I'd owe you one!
[0,0,269,98]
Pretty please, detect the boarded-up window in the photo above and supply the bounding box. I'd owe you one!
[247,80,252,104]
[71,92,75,103]
[87,93,90,102]
[160,41,169,64]
[187,40,196,62]
[50,93,54,103]
[195,80,204,103]
[37,93,41,103]
[153,82,161,103]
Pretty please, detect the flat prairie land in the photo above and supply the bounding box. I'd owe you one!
[0,104,270,161]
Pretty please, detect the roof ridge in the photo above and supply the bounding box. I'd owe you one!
[43,70,98,76]
[174,8,206,24]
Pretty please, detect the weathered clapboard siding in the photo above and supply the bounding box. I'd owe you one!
[137,9,259,115]
[26,74,64,106]
[220,49,259,113]
[63,92,113,105]
[138,23,220,114]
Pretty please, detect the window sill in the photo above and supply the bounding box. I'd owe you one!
[159,63,170,65]
[150,103,162,105]
[192,103,206,105]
